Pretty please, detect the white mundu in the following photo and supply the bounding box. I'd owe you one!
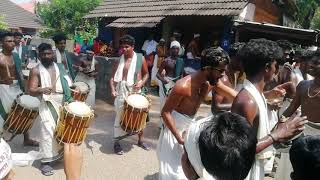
[38,62,71,163]
[157,110,195,180]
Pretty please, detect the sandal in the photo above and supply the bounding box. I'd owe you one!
[137,141,150,151]
[114,143,124,155]
[41,164,54,176]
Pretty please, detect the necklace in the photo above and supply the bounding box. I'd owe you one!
[307,86,320,98]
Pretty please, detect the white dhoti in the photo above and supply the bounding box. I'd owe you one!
[0,82,22,113]
[38,94,63,163]
[113,81,134,139]
[157,110,195,180]
[75,73,96,107]
[38,63,66,163]
[0,82,23,133]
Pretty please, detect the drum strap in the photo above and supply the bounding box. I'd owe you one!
[175,58,184,81]
[65,51,76,81]
[12,53,24,92]
[0,99,7,120]
[134,53,143,84]
[56,63,73,103]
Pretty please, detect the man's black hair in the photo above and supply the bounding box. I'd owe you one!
[199,112,257,180]
[52,33,67,44]
[0,31,13,42]
[13,32,23,37]
[38,43,52,53]
[119,35,135,46]
[290,135,320,180]
[276,39,293,51]
[200,47,230,69]
[229,42,246,57]
[238,38,283,78]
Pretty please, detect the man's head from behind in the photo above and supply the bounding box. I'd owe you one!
[201,47,230,86]
[229,42,246,71]
[0,31,15,52]
[52,33,67,52]
[182,112,257,180]
[119,35,135,57]
[38,43,54,67]
[290,135,320,180]
[239,38,283,82]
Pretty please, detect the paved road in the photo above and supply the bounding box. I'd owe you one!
[10,94,211,180]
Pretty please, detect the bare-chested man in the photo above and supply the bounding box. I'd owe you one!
[0,31,38,146]
[109,35,150,155]
[157,40,184,114]
[157,47,237,180]
[73,50,99,107]
[231,39,308,180]
[283,50,320,130]
[28,43,73,176]
[211,42,246,113]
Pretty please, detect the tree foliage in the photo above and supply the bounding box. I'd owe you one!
[296,0,320,29]
[37,0,100,39]
[0,15,8,30]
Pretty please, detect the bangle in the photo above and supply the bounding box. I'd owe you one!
[268,134,277,143]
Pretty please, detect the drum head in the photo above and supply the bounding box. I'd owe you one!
[126,94,149,109]
[66,101,92,117]
[73,82,89,92]
[18,95,40,109]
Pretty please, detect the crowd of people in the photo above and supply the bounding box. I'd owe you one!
[0,29,319,180]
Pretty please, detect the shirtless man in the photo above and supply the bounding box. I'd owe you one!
[231,39,308,180]
[0,31,38,146]
[109,35,149,155]
[28,43,73,175]
[157,47,236,180]
[157,41,184,100]
[211,42,246,113]
[283,50,320,127]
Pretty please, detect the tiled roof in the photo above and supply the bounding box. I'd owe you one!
[85,0,249,18]
[106,17,164,28]
[0,0,42,29]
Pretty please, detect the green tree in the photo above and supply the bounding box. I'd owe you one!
[296,0,320,29]
[37,0,100,38]
[0,14,8,30]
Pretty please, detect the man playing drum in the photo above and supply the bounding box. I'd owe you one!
[28,43,73,176]
[156,40,184,122]
[0,31,38,146]
[157,47,237,180]
[109,35,150,155]
[74,50,99,107]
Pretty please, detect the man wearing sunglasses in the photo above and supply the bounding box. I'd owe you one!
[157,47,237,179]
